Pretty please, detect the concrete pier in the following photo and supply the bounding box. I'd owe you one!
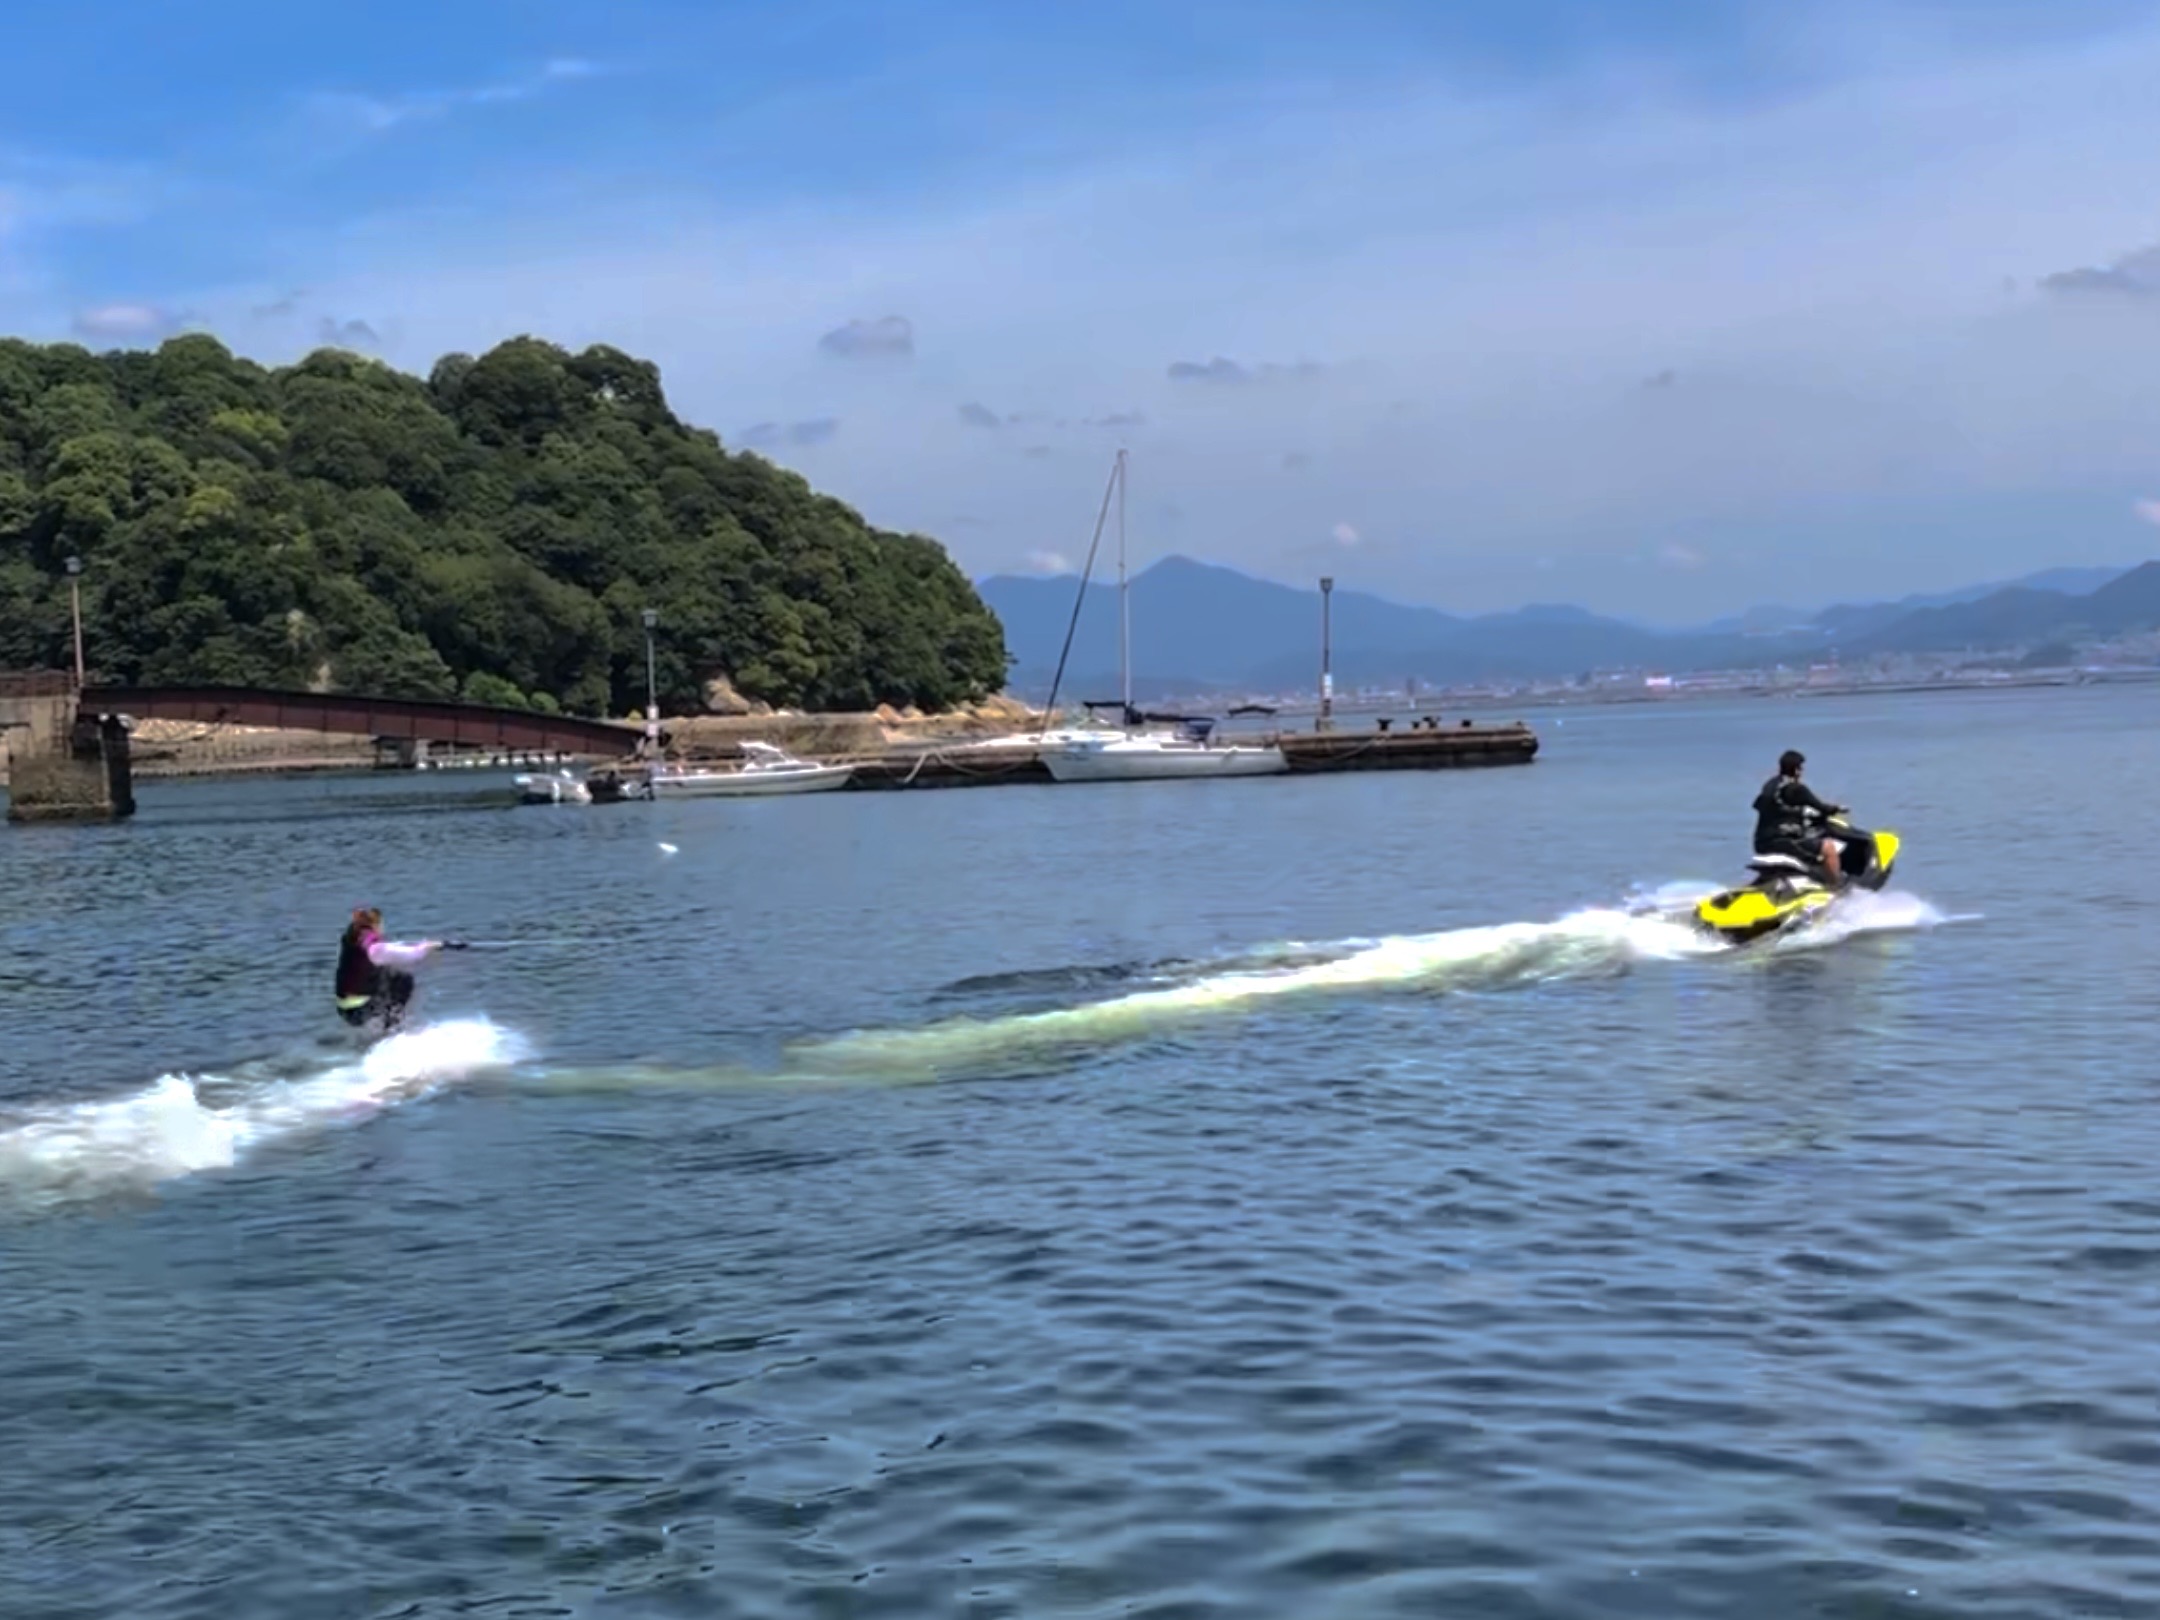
[5,711,135,824]
[0,672,75,785]
[617,718,1540,794]
[1274,718,1539,773]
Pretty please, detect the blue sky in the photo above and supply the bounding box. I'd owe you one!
[6,0,2160,621]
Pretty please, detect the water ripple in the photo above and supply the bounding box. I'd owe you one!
[8,691,2160,1615]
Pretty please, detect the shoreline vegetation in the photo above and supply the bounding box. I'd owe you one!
[0,332,1009,721]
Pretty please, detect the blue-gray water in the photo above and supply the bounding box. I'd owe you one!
[3,685,2156,1618]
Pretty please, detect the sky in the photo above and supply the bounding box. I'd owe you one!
[5,0,2160,623]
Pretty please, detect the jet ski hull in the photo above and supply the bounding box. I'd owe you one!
[1692,825,1900,945]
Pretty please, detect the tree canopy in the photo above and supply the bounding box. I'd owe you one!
[0,334,1009,715]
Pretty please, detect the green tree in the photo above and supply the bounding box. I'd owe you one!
[0,331,1009,715]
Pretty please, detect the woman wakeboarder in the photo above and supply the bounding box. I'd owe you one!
[333,908,454,1037]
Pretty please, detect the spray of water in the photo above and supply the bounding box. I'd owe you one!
[777,907,1698,1084]
[0,1017,521,1213]
[1767,887,1960,950]
[785,887,1966,1083]
[0,886,1964,1208]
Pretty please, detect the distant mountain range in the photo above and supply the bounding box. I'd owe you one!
[977,556,2155,699]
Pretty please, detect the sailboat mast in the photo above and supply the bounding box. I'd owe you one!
[1117,447,1131,717]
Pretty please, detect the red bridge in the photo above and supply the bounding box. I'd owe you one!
[78,684,644,757]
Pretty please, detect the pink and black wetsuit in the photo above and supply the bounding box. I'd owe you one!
[334,927,436,1029]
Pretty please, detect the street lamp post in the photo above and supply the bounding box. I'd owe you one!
[640,609,659,718]
[65,556,85,690]
[1319,576,1334,731]
[640,608,659,752]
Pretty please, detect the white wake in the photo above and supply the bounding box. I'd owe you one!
[0,1017,521,1211]
[781,906,1722,1083]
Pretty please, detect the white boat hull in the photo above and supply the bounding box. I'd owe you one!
[1042,739,1288,782]
[648,763,855,798]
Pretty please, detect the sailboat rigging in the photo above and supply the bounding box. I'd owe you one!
[1039,450,1290,783]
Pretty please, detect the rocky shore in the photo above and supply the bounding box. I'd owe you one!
[643,694,1045,764]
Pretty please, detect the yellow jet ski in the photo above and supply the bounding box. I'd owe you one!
[1692,815,1901,944]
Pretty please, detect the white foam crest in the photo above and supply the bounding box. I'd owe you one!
[1772,887,1964,950]
[787,908,1720,1082]
[0,1017,521,1210]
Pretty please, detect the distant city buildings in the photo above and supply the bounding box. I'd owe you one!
[1125,638,2160,715]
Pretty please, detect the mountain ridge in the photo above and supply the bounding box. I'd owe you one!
[977,554,2151,697]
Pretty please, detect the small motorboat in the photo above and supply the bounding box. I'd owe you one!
[647,740,855,798]
[513,768,592,805]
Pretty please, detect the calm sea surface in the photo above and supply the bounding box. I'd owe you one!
[4,685,2159,1619]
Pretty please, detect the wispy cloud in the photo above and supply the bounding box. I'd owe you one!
[0,148,170,256]
[0,149,179,311]
[304,57,605,138]
[2040,244,2160,301]
[316,316,381,350]
[72,302,189,342]
[958,401,1141,431]
[1167,356,1327,386]
[110,11,2160,619]
[818,315,914,360]
[739,417,841,448]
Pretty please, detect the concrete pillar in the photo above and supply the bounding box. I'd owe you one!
[6,711,133,823]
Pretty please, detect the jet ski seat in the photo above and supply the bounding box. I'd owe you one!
[1746,854,1812,875]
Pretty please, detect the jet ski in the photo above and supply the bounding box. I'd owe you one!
[1691,814,1901,945]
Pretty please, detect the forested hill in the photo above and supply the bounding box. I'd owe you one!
[0,334,1009,716]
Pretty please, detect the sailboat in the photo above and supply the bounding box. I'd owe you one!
[1040,450,1289,784]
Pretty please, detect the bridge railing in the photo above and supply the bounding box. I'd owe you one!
[0,671,78,699]
[75,684,644,756]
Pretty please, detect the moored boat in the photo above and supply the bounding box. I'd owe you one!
[1041,717,1287,782]
[647,740,854,798]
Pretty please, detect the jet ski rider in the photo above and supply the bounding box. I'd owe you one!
[334,907,445,1033]
[1753,749,1848,885]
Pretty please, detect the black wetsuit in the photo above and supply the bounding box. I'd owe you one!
[1752,773,1839,864]
[334,930,415,1031]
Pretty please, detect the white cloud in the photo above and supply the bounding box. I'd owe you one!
[72,302,187,341]
[0,150,168,273]
[302,57,608,137]
[2136,499,2160,528]
[144,16,2160,616]
[1026,549,1074,574]
[1330,522,1360,547]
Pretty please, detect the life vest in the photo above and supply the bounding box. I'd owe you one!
[1753,774,1816,842]
[335,928,381,1010]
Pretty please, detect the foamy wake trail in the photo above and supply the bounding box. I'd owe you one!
[783,908,1721,1083]
[0,1017,521,1210]
[1769,887,1962,950]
